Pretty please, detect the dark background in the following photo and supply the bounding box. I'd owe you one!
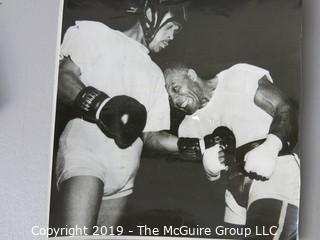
[50,0,302,237]
[61,0,302,102]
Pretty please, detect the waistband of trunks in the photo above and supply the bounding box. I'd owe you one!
[235,138,292,162]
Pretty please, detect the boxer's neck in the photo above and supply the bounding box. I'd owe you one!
[123,21,147,48]
[205,76,219,90]
[198,76,219,101]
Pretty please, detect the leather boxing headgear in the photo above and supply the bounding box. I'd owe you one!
[127,0,187,44]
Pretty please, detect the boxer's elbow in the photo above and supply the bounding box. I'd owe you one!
[58,58,84,105]
[271,101,299,150]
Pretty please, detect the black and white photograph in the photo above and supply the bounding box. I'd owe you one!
[48,0,302,239]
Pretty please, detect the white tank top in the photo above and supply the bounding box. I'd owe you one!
[179,64,273,147]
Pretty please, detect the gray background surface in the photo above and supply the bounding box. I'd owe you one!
[0,0,61,239]
[0,0,319,239]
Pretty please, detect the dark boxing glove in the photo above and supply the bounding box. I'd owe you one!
[205,126,236,154]
[177,126,236,161]
[74,86,147,149]
[202,127,236,181]
[177,137,203,161]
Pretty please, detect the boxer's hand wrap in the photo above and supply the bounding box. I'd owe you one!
[203,144,227,181]
[244,134,282,180]
[177,130,228,162]
[202,127,236,181]
[74,86,147,149]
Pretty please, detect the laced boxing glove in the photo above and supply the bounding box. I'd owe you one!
[202,127,236,181]
[244,134,282,180]
[74,86,147,149]
[177,137,203,161]
[177,126,236,162]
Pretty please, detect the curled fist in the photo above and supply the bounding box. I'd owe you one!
[203,144,228,181]
[244,134,282,180]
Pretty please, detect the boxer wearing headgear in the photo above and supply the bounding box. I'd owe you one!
[54,0,187,234]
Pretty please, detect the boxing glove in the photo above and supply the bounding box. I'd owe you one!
[202,127,236,180]
[244,134,282,180]
[74,86,147,149]
[177,126,236,161]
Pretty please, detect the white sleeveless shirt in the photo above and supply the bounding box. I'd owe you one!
[179,64,273,147]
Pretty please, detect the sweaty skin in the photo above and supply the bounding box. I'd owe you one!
[254,76,298,150]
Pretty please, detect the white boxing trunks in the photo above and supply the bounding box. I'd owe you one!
[56,119,143,200]
[224,154,300,225]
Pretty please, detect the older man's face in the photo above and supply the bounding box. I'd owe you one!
[164,69,204,115]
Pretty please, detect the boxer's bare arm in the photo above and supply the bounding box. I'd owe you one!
[143,131,179,154]
[254,76,298,149]
[58,57,85,105]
